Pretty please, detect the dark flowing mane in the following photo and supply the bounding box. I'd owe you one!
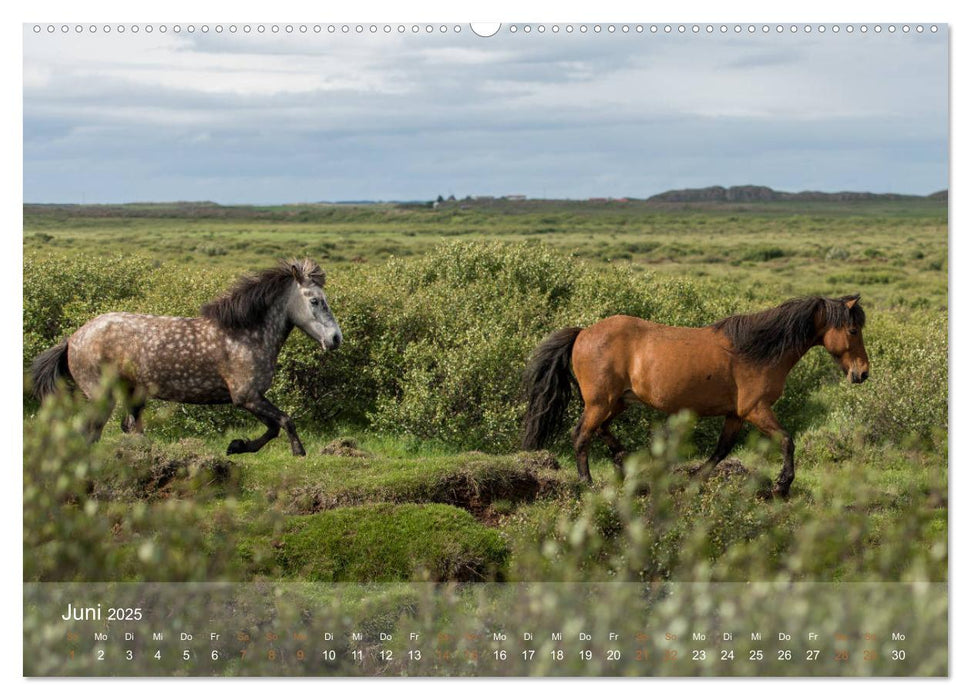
[711,295,865,364]
[201,259,325,330]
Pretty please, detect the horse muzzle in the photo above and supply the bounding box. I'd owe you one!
[321,332,343,351]
[849,369,869,384]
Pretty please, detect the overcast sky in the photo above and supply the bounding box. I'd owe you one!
[22,24,948,203]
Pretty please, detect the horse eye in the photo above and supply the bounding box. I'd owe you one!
[310,298,320,306]
[849,328,858,335]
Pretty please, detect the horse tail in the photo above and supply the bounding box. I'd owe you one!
[522,326,583,450]
[31,338,71,402]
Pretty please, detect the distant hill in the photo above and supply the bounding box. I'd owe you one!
[647,185,945,203]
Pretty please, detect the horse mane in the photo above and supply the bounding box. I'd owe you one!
[711,294,865,364]
[201,259,325,330]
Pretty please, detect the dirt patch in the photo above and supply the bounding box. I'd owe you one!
[280,453,573,520]
[428,467,559,518]
[713,457,750,476]
[93,437,241,500]
[281,487,331,515]
[475,506,505,527]
[925,488,947,509]
[320,438,370,458]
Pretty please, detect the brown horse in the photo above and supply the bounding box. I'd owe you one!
[522,295,869,496]
[30,259,342,456]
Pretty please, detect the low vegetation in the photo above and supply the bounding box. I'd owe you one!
[23,201,947,674]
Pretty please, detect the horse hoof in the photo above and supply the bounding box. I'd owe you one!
[771,484,791,499]
[226,439,247,455]
[292,446,307,457]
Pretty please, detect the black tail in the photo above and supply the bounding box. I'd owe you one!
[522,327,583,450]
[31,339,71,401]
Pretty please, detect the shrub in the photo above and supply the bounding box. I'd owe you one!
[196,244,228,256]
[739,245,788,262]
[832,311,947,446]
[362,242,740,451]
[23,254,157,368]
[23,242,945,455]
[514,412,946,584]
[23,383,248,581]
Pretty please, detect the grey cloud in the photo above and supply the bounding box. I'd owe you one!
[724,49,802,69]
[22,28,948,203]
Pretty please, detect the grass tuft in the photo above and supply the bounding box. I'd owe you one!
[277,503,509,582]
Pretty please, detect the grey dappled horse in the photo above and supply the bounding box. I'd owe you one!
[31,259,342,456]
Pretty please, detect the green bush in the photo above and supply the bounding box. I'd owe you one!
[24,255,158,367]
[739,245,788,262]
[23,384,248,582]
[23,242,944,455]
[512,412,946,584]
[832,310,947,446]
[363,242,739,450]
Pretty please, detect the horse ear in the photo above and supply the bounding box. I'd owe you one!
[289,263,303,282]
[845,295,860,309]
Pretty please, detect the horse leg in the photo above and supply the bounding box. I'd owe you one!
[690,414,743,478]
[598,407,629,476]
[228,395,306,456]
[121,403,145,434]
[120,387,147,434]
[118,380,147,434]
[572,400,613,483]
[84,394,114,444]
[744,405,795,497]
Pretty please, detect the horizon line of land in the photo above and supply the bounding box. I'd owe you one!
[23,183,948,207]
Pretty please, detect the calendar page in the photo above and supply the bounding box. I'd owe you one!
[22,20,948,678]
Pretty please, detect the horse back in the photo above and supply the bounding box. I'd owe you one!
[67,312,231,402]
[572,315,739,416]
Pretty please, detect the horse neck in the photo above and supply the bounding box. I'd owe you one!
[257,304,294,359]
[774,336,822,375]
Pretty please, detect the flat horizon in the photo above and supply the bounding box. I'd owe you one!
[21,184,949,208]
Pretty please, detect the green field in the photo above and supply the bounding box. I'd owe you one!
[24,199,947,311]
[23,199,947,590]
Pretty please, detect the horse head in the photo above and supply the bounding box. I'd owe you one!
[820,295,869,383]
[285,259,343,351]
